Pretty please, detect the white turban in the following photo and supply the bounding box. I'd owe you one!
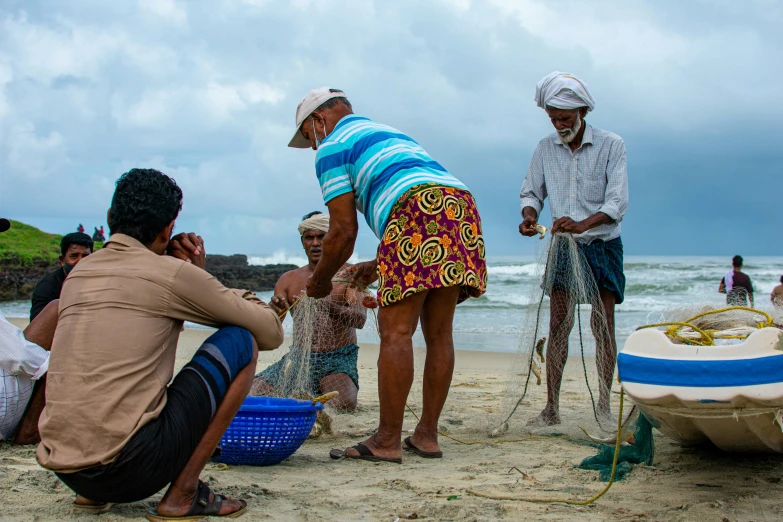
[535,71,595,112]
[298,213,330,235]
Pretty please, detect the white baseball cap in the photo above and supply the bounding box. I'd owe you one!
[288,86,347,148]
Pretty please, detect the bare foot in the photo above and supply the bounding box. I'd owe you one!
[528,406,561,427]
[156,484,245,517]
[343,433,402,461]
[74,496,106,507]
[409,427,441,454]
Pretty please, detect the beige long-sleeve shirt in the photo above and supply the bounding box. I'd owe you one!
[36,234,283,473]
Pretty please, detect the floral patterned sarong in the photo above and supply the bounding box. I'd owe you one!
[376,184,488,307]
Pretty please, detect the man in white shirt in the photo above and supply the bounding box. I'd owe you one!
[519,73,628,426]
[0,218,58,444]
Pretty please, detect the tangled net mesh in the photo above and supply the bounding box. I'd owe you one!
[490,233,626,441]
[251,273,378,437]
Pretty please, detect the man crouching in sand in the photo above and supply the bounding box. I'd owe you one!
[36,168,284,520]
[251,211,368,412]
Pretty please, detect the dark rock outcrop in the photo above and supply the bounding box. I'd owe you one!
[0,257,61,302]
[205,254,296,292]
[0,254,296,302]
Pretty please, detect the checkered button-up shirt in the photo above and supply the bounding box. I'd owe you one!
[520,124,628,243]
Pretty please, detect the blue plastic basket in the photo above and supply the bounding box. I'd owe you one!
[215,396,323,466]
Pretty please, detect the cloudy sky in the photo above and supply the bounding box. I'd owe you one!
[1,0,780,259]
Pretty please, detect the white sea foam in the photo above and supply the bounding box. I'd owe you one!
[487,264,538,277]
[248,251,361,267]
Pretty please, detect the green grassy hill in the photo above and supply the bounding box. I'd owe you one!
[0,220,102,265]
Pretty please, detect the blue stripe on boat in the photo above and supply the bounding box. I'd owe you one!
[618,352,783,387]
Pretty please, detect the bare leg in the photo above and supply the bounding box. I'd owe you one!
[343,291,427,461]
[153,339,259,517]
[319,373,358,412]
[410,286,461,453]
[533,290,575,426]
[14,300,58,445]
[593,288,617,418]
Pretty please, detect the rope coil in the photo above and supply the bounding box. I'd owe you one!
[636,306,775,346]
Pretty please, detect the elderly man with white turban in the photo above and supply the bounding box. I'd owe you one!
[250,211,368,411]
[519,72,628,426]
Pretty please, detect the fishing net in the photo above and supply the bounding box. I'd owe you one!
[576,411,655,481]
[491,232,626,441]
[250,274,378,438]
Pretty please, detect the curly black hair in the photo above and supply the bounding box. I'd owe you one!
[60,232,94,255]
[108,168,183,245]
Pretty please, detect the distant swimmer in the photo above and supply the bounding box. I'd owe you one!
[519,71,628,426]
[719,255,754,307]
[771,276,783,309]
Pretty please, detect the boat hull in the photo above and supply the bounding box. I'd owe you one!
[618,327,783,453]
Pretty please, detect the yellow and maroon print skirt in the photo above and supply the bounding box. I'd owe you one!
[376,184,488,307]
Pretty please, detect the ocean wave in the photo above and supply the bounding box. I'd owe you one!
[487,264,539,276]
[248,251,360,267]
[249,251,308,267]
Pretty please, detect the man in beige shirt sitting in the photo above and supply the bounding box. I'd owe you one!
[36,168,284,520]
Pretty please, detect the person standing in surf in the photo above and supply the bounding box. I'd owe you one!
[288,87,487,462]
[519,72,628,426]
[719,255,754,307]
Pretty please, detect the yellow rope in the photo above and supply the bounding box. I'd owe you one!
[684,306,774,328]
[278,293,306,319]
[636,321,715,345]
[466,390,626,505]
[635,306,775,345]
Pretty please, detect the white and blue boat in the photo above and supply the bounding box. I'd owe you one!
[618,326,783,453]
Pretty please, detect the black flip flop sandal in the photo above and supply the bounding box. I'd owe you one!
[146,480,247,521]
[329,443,403,464]
[403,436,443,458]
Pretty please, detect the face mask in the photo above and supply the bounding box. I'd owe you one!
[63,262,75,275]
[312,118,323,149]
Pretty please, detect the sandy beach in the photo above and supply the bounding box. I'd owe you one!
[3,320,783,521]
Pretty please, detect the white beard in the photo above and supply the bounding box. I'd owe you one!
[558,113,582,144]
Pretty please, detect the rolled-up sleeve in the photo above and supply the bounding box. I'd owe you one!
[167,263,284,350]
[597,138,628,223]
[520,144,547,216]
[0,315,49,379]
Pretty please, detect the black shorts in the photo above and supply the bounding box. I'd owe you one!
[56,327,254,503]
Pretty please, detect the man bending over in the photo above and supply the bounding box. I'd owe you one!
[36,169,284,519]
[251,211,367,411]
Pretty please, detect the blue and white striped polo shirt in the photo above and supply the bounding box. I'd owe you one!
[315,115,469,239]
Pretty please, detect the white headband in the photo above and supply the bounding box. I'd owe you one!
[298,213,330,235]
